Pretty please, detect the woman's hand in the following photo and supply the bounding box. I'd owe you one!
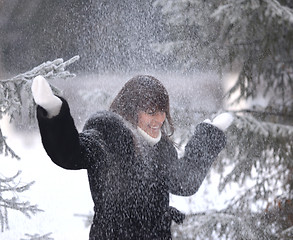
[31,75,62,118]
[204,112,234,131]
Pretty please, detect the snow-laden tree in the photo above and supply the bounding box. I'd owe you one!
[153,0,293,239]
[0,56,79,238]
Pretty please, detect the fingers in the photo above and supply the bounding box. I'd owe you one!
[203,119,212,124]
[32,75,54,106]
[31,75,62,118]
[212,112,234,131]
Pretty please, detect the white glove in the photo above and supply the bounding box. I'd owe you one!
[204,112,234,131]
[31,75,62,118]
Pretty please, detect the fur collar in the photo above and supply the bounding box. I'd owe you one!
[137,127,161,146]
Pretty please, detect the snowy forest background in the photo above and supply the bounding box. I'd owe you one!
[1,0,293,239]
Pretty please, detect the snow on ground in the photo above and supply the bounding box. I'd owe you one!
[170,175,232,214]
[0,125,93,240]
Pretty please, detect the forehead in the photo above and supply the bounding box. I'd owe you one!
[139,100,168,112]
[137,90,169,111]
[138,110,166,120]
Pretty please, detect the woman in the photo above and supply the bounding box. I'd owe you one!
[32,75,233,240]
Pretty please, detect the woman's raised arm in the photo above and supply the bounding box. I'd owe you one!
[169,113,233,196]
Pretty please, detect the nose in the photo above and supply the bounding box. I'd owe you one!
[152,112,166,124]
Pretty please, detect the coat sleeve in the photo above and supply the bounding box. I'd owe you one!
[36,97,101,170]
[168,122,226,196]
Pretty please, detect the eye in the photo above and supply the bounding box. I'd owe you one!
[146,108,156,115]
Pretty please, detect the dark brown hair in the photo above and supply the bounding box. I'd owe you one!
[110,75,174,136]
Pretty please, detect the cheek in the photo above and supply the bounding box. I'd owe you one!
[161,114,166,123]
[144,117,152,127]
[137,113,150,128]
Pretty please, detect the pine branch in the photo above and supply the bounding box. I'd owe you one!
[219,113,293,187]
[0,56,79,234]
[233,114,293,138]
[223,167,288,209]
[0,128,20,160]
[20,233,54,240]
[264,0,293,23]
[231,108,293,119]
[74,212,94,228]
[0,171,43,232]
[154,1,293,239]
[0,55,79,120]
[0,56,80,234]
[1,55,80,83]
[173,209,278,240]
[280,226,293,239]
[0,55,80,159]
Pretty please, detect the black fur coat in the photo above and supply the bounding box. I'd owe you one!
[36,98,226,240]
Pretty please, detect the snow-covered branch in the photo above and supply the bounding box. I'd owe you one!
[173,209,276,240]
[0,56,79,234]
[0,55,79,159]
[20,233,54,240]
[0,128,20,160]
[152,1,293,238]
[264,0,293,23]
[74,212,94,228]
[0,171,43,232]
[234,114,293,138]
[1,55,79,83]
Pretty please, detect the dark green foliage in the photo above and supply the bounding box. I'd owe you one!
[154,0,293,239]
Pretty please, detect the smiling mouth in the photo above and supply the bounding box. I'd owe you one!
[150,126,160,130]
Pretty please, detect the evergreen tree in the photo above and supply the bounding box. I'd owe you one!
[0,56,79,238]
[153,0,293,239]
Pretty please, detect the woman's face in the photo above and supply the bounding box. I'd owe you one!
[137,110,166,138]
